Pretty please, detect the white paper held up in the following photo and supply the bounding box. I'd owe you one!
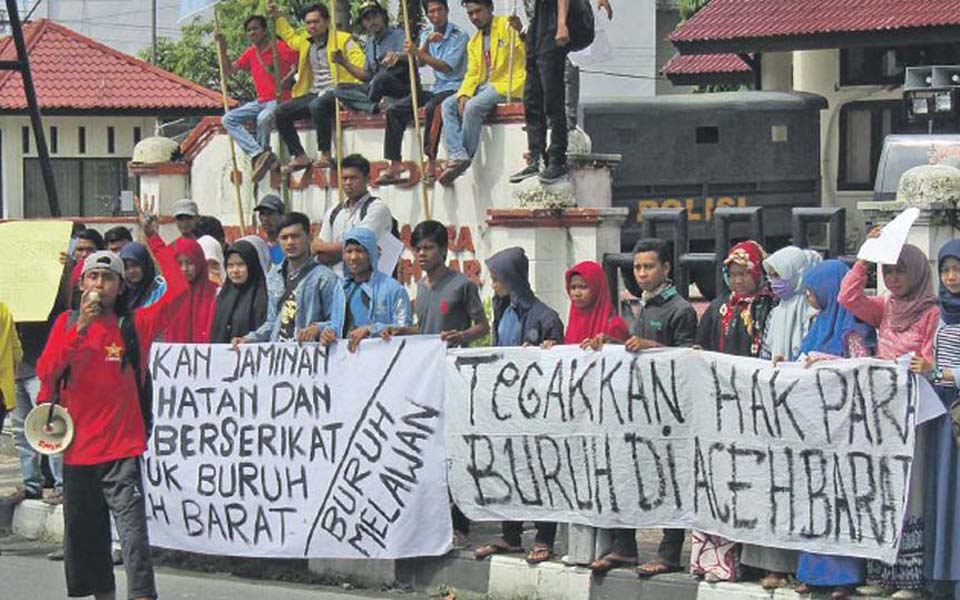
[378,233,405,275]
[856,207,920,265]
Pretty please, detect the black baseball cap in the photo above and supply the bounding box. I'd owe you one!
[254,194,284,214]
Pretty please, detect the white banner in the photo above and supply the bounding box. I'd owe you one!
[145,337,451,559]
[446,346,927,563]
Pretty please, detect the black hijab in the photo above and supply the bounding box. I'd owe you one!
[120,242,158,311]
[210,240,268,343]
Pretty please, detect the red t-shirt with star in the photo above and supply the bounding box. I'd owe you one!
[235,41,299,103]
[36,235,188,466]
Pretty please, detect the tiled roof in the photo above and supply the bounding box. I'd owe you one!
[0,19,225,113]
[671,0,960,45]
[662,53,751,76]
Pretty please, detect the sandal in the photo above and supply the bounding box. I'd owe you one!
[375,172,407,187]
[636,560,680,578]
[474,539,522,560]
[280,157,311,174]
[589,553,637,574]
[794,583,811,594]
[831,587,852,600]
[525,543,552,565]
[759,572,790,590]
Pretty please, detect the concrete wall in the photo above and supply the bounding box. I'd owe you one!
[1,115,155,219]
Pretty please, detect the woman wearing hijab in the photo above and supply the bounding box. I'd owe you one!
[210,240,269,344]
[740,246,821,589]
[687,241,776,584]
[794,260,875,599]
[164,237,218,343]
[197,235,226,287]
[559,261,629,348]
[840,240,939,599]
[544,261,628,571]
[906,240,960,599]
[697,241,775,356]
[761,246,822,361]
[119,242,166,311]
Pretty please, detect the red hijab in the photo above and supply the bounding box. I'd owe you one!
[165,237,217,343]
[564,261,629,344]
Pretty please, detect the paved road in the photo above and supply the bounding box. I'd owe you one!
[0,539,429,600]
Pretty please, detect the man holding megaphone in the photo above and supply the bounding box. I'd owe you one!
[34,199,188,600]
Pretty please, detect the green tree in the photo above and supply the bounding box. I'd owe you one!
[143,0,421,103]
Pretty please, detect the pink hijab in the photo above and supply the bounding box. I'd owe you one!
[887,244,938,332]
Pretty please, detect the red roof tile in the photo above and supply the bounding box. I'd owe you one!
[672,0,960,45]
[662,53,752,76]
[0,19,225,113]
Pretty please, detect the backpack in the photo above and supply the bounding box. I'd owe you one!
[63,311,153,440]
[329,195,401,242]
[566,0,596,53]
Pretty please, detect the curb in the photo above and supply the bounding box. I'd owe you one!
[10,499,62,542]
[9,500,892,600]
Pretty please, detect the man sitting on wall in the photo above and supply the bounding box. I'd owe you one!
[269,1,365,173]
[376,0,469,186]
[216,14,299,183]
[438,0,525,186]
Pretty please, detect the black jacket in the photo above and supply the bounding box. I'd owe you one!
[486,247,564,346]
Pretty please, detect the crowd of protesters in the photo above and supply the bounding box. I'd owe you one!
[3,175,960,598]
[3,1,960,600]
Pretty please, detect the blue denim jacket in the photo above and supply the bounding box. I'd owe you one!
[246,259,344,342]
[340,227,412,336]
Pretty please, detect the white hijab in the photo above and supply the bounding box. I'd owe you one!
[197,235,226,286]
[762,246,822,360]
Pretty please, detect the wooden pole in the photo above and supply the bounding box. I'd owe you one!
[507,0,517,103]
[399,0,431,220]
[268,16,289,213]
[214,10,247,232]
[329,0,345,205]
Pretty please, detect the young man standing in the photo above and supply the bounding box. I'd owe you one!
[439,0,525,185]
[474,246,563,564]
[170,198,199,239]
[611,237,697,577]
[377,0,469,186]
[217,15,299,183]
[36,207,188,600]
[253,193,286,265]
[382,220,488,547]
[270,1,365,172]
[313,154,394,272]
[512,0,570,184]
[103,226,133,254]
[334,227,412,352]
[237,212,343,344]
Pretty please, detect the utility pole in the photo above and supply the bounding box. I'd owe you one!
[151,0,157,63]
[1,0,59,216]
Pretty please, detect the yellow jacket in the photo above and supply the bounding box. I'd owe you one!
[0,302,21,411]
[458,15,525,99]
[275,16,366,98]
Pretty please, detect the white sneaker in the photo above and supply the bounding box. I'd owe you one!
[890,590,922,600]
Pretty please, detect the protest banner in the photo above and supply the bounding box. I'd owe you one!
[145,337,451,559]
[446,345,931,563]
[0,220,72,321]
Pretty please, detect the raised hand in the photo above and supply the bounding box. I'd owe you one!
[135,195,158,239]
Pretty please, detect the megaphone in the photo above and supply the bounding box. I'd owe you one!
[25,404,75,455]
